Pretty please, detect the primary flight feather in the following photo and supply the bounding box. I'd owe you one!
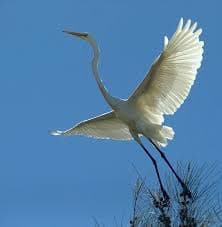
[51,18,204,147]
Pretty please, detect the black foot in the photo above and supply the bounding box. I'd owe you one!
[153,189,170,209]
[180,183,192,199]
[163,189,170,202]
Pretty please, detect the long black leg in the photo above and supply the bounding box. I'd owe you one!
[149,139,191,198]
[139,142,169,200]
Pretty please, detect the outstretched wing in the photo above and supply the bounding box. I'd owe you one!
[50,111,133,140]
[129,18,204,122]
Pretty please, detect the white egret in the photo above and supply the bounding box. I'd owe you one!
[51,18,204,198]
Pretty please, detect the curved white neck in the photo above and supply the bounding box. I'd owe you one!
[87,36,119,109]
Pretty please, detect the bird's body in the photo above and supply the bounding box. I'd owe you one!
[113,99,174,146]
[51,18,203,148]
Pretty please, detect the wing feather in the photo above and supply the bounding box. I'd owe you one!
[129,18,204,120]
[50,111,133,140]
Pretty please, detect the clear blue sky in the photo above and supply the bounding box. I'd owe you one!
[0,0,221,226]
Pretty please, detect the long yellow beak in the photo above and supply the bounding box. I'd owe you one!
[63,31,88,39]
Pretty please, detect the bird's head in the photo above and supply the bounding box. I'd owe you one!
[63,30,89,41]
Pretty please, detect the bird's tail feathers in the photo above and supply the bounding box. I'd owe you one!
[160,125,175,140]
[154,125,175,147]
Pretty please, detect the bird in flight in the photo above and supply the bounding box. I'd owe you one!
[51,18,204,199]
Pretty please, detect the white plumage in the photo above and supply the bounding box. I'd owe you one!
[51,18,204,147]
